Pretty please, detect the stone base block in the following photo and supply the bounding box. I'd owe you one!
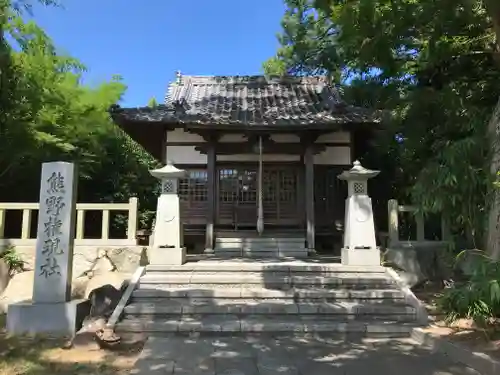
[341,247,381,266]
[148,246,186,265]
[7,299,90,336]
[204,247,215,255]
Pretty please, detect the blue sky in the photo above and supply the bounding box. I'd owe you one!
[29,0,286,107]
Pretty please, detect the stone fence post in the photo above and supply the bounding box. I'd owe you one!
[388,199,399,247]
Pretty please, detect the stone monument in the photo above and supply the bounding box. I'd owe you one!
[7,162,89,335]
[149,161,187,265]
[338,160,381,266]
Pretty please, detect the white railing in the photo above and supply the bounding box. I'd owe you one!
[387,199,450,247]
[0,197,138,247]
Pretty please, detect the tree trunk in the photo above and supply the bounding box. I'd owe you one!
[0,2,8,136]
[486,97,500,259]
[485,1,500,48]
[484,1,500,259]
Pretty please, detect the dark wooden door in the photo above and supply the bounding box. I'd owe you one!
[217,167,257,227]
[314,166,347,231]
[217,165,302,228]
[262,167,301,226]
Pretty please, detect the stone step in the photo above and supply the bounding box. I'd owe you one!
[137,282,395,292]
[116,316,418,337]
[212,250,308,258]
[132,286,402,299]
[124,313,416,324]
[145,263,387,273]
[214,245,306,251]
[215,237,305,244]
[214,242,306,248]
[124,300,415,316]
[213,247,306,252]
[139,273,393,287]
[132,288,405,301]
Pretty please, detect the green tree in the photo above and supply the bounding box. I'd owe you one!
[147,97,158,108]
[0,0,60,134]
[484,1,500,260]
[0,13,159,232]
[265,0,500,250]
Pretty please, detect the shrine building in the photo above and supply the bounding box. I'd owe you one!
[110,73,380,255]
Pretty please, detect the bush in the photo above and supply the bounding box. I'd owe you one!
[0,246,25,274]
[438,250,500,328]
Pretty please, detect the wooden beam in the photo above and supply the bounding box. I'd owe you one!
[161,126,167,164]
[194,142,328,155]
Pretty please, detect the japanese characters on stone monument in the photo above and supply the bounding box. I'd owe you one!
[33,162,77,303]
[7,162,88,336]
[149,161,187,265]
[338,160,381,266]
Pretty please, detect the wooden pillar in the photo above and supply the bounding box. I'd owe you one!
[257,135,264,235]
[205,137,217,252]
[304,143,316,254]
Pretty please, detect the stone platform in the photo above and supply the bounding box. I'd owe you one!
[116,258,423,338]
[213,236,308,258]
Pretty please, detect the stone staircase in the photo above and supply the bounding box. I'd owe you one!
[213,234,308,258]
[116,261,422,337]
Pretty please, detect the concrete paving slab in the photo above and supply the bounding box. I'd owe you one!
[131,335,481,375]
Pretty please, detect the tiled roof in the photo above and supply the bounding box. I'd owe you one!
[111,75,379,127]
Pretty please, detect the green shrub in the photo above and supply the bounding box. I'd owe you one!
[438,250,500,327]
[0,246,25,274]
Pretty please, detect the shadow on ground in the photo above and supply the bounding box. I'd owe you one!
[132,334,479,375]
[0,256,482,374]
[123,258,480,374]
[0,314,144,375]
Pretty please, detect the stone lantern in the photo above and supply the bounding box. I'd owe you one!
[337,160,380,266]
[149,160,187,265]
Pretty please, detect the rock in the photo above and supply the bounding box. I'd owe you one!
[107,247,147,272]
[395,269,423,287]
[0,270,35,312]
[72,248,100,278]
[65,317,107,350]
[95,328,122,349]
[384,247,426,287]
[89,256,116,277]
[74,246,144,277]
[0,259,10,295]
[455,249,488,277]
[0,269,129,313]
[71,277,90,299]
[84,271,127,298]
[384,242,454,287]
[14,245,144,279]
[87,284,124,319]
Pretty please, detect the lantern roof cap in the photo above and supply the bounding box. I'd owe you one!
[149,160,186,179]
[338,160,380,180]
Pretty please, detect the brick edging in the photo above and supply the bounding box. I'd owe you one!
[384,267,429,325]
[106,266,146,330]
[411,327,500,375]
[383,267,499,374]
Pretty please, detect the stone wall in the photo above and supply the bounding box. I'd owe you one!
[14,245,148,278]
[0,245,148,313]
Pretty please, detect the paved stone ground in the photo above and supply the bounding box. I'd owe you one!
[130,334,480,375]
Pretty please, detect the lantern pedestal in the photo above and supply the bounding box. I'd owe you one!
[338,161,381,266]
[149,246,186,266]
[341,247,381,267]
[149,161,186,266]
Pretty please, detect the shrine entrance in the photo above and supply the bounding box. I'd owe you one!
[217,165,302,230]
